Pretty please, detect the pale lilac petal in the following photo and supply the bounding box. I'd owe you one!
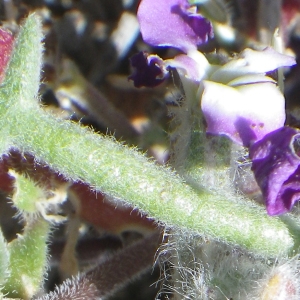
[210,48,296,84]
[166,54,205,81]
[137,0,213,52]
[201,81,285,147]
[227,74,276,86]
[250,127,300,215]
[241,47,296,73]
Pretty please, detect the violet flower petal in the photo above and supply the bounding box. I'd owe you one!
[201,81,285,147]
[250,127,300,215]
[137,0,213,53]
[129,52,167,88]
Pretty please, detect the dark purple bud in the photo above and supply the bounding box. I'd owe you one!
[129,52,167,88]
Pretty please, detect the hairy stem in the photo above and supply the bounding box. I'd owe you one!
[37,232,161,300]
[4,103,296,257]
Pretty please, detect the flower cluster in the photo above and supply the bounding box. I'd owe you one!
[129,0,212,87]
[130,0,299,215]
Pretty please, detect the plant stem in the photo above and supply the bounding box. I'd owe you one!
[6,104,296,257]
[4,218,50,299]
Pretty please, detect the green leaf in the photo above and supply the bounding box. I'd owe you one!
[10,170,45,214]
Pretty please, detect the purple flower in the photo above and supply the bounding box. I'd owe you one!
[250,127,300,215]
[201,80,286,147]
[201,48,296,147]
[130,0,297,149]
[129,0,212,88]
[137,0,213,53]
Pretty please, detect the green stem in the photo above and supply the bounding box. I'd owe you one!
[4,218,50,299]
[7,104,296,257]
